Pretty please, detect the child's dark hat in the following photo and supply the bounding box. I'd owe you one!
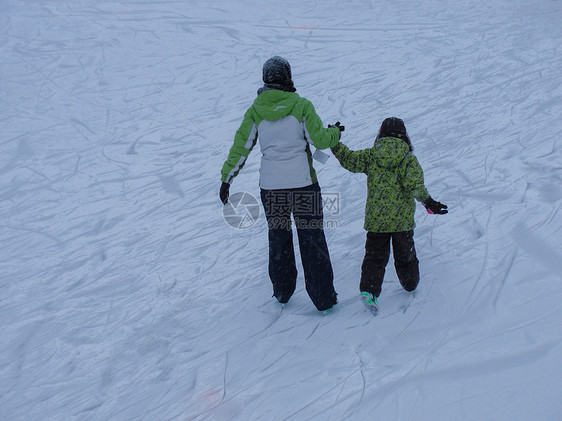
[377,117,413,151]
[379,117,407,139]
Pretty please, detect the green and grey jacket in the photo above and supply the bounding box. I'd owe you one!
[331,138,431,233]
[221,90,340,189]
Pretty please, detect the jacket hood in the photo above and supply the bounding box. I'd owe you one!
[372,137,410,169]
[252,90,300,121]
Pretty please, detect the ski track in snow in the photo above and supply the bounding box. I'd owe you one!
[1,0,562,420]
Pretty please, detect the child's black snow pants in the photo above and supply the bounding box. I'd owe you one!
[260,183,337,311]
[360,231,419,298]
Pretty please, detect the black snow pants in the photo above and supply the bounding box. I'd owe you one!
[360,231,419,298]
[260,183,337,311]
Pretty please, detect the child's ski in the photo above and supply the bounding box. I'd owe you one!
[360,292,379,316]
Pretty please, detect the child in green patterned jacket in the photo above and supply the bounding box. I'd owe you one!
[331,117,447,302]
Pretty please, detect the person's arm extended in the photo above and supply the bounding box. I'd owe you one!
[401,154,430,202]
[301,99,340,149]
[331,142,371,174]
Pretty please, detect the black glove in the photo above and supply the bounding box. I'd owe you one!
[328,121,345,133]
[422,197,448,214]
[219,182,230,205]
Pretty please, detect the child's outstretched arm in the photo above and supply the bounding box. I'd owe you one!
[331,142,371,174]
[402,154,429,202]
[402,155,448,214]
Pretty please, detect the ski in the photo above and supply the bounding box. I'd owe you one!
[360,292,379,316]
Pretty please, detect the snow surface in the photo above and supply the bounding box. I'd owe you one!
[2,0,562,420]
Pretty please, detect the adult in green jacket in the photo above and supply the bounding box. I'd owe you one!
[331,117,447,300]
[219,56,343,312]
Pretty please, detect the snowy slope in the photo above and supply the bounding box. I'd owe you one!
[1,0,562,420]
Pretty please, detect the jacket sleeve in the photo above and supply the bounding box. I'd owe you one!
[331,142,371,174]
[302,99,340,149]
[401,154,430,202]
[220,107,258,184]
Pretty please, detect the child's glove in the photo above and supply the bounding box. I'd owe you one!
[422,197,448,214]
[219,182,230,204]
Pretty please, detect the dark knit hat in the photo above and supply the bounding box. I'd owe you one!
[263,56,292,84]
[259,56,296,93]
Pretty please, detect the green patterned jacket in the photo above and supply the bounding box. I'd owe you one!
[331,137,430,233]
